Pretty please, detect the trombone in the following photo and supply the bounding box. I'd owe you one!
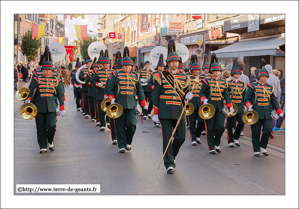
[16,87,38,120]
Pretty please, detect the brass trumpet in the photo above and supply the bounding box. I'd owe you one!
[185,103,194,116]
[101,98,111,112]
[106,103,123,119]
[242,110,259,125]
[198,104,215,120]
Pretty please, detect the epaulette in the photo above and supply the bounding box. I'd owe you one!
[202,79,209,86]
[248,83,254,90]
[153,73,161,85]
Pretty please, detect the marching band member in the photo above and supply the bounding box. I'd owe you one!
[95,50,104,126]
[152,40,192,174]
[79,58,93,118]
[86,57,97,122]
[27,56,65,154]
[106,47,148,153]
[92,50,113,131]
[227,58,246,148]
[140,60,153,119]
[199,53,233,154]
[244,60,282,157]
[71,58,82,111]
[147,54,165,127]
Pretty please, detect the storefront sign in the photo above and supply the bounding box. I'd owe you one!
[260,14,285,24]
[180,34,204,45]
[224,15,248,32]
[196,19,203,29]
[248,15,259,32]
[205,37,238,45]
[168,22,182,34]
[209,26,223,40]
[109,32,116,39]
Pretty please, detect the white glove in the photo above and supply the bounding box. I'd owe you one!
[80,85,82,88]
[229,107,234,113]
[279,113,283,117]
[104,95,108,99]
[26,99,31,103]
[141,78,147,83]
[70,84,74,90]
[111,99,115,104]
[152,115,160,123]
[143,105,148,110]
[60,110,66,116]
[185,92,193,100]
[75,85,79,88]
[97,83,103,87]
[248,105,253,111]
[203,99,208,105]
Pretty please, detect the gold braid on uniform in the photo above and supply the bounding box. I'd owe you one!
[214,81,224,99]
[153,74,161,85]
[46,76,59,94]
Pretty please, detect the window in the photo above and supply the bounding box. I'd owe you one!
[134,30,136,43]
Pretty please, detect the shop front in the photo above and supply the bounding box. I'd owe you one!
[137,35,158,67]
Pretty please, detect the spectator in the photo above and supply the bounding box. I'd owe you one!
[223,70,231,81]
[278,69,283,79]
[22,64,29,82]
[272,69,281,79]
[238,61,250,86]
[14,64,19,91]
[249,67,258,83]
[273,76,285,132]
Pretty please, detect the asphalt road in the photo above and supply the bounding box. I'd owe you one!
[14,86,285,195]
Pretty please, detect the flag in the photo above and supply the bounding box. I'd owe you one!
[38,25,46,39]
[64,14,74,20]
[59,37,65,45]
[74,25,88,41]
[32,24,39,40]
[32,24,45,40]
[74,14,84,19]
[55,37,59,42]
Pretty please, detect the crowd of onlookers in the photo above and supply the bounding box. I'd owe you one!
[14,62,36,91]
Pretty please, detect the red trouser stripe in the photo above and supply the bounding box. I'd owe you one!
[188,116,192,142]
[109,117,113,139]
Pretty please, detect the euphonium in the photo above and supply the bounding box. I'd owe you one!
[185,103,194,116]
[19,103,38,120]
[106,103,123,119]
[198,103,215,120]
[222,103,238,118]
[16,87,30,101]
[242,110,259,125]
[101,98,111,112]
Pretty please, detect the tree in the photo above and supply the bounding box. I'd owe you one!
[80,36,97,60]
[19,30,41,63]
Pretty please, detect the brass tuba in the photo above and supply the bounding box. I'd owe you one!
[16,87,30,101]
[106,103,123,119]
[101,98,111,112]
[185,103,194,116]
[198,104,215,120]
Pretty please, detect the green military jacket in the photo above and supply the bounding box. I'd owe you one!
[152,71,191,120]
[189,73,211,110]
[140,68,153,93]
[91,68,113,101]
[199,76,232,112]
[244,81,281,120]
[71,69,82,92]
[85,69,95,97]
[147,71,158,92]
[79,67,90,92]
[228,79,246,114]
[28,75,64,113]
[106,70,146,109]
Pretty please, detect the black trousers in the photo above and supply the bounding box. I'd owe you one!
[88,96,95,119]
[251,118,272,152]
[160,119,185,169]
[74,89,81,109]
[188,109,204,142]
[227,113,245,143]
[82,91,89,114]
[96,100,106,127]
[205,111,225,150]
[35,112,56,149]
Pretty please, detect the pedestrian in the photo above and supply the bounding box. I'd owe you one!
[152,40,192,174]
[273,76,285,132]
[264,64,281,129]
[249,67,258,83]
[227,58,246,148]
[14,64,19,91]
[199,53,233,154]
[22,64,29,82]
[244,59,282,157]
[272,69,281,79]
[106,46,148,153]
[278,69,283,80]
[222,69,231,81]
[238,61,250,86]
[27,59,65,154]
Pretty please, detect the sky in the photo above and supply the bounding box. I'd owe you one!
[57,15,102,43]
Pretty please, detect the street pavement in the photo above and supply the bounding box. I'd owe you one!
[14,82,285,195]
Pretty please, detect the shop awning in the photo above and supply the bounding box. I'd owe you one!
[211,35,285,58]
